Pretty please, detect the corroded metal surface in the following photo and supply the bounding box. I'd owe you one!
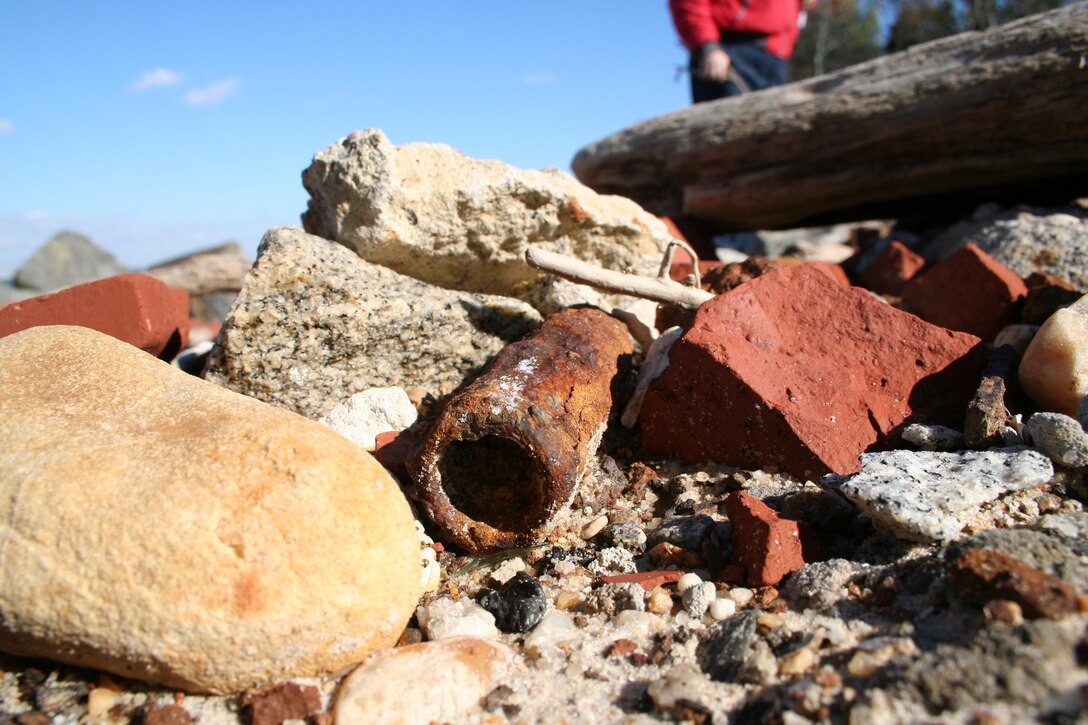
[408,307,634,553]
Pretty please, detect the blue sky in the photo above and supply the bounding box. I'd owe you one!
[0,2,692,279]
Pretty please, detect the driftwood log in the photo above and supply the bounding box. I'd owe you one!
[571,4,1088,230]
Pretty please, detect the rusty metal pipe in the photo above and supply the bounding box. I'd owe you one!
[408,307,634,553]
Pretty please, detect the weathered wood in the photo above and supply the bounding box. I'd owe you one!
[571,4,1088,229]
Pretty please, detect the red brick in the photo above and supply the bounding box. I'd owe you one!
[860,240,926,295]
[0,274,189,360]
[726,492,806,587]
[373,430,416,478]
[599,571,684,591]
[901,243,1027,340]
[640,264,986,478]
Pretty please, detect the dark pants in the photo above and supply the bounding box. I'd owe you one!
[690,34,788,103]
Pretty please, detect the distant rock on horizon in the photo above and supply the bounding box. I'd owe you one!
[12,230,128,292]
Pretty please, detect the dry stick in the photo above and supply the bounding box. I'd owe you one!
[524,247,713,311]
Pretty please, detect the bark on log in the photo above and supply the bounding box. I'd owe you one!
[571,4,1088,230]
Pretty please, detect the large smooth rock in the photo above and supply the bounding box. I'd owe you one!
[1019,292,1088,416]
[204,227,542,420]
[13,231,128,291]
[0,326,421,694]
[640,265,987,479]
[300,129,668,319]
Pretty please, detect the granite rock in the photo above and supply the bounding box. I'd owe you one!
[923,204,1088,290]
[13,231,128,291]
[300,129,666,321]
[0,326,420,694]
[823,448,1054,543]
[640,264,987,478]
[1025,412,1088,468]
[1018,292,1088,416]
[204,227,541,419]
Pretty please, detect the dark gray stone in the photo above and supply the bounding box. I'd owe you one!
[697,610,760,683]
[13,231,127,291]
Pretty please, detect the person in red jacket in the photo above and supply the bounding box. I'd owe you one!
[670,0,814,103]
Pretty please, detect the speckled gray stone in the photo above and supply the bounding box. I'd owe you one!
[782,559,869,613]
[923,205,1088,289]
[1026,412,1088,468]
[901,423,965,451]
[204,227,541,419]
[822,448,1054,543]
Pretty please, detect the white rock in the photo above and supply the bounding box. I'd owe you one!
[301,129,668,323]
[647,665,712,710]
[334,637,517,725]
[676,572,703,593]
[489,557,527,585]
[824,448,1054,542]
[901,423,964,452]
[416,597,498,641]
[523,610,580,657]
[728,588,755,606]
[709,597,737,621]
[319,387,418,450]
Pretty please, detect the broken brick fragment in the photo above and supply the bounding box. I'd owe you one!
[0,273,189,360]
[641,264,986,478]
[599,570,684,591]
[860,240,926,295]
[901,243,1027,340]
[726,492,807,587]
[373,430,417,478]
[949,547,1078,619]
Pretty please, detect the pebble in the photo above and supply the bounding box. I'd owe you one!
[823,448,1054,542]
[581,515,609,540]
[477,572,547,634]
[587,546,637,575]
[489,556,527,585]
[682,581,717,618]
[605,521,648,552]
[677,572,703,593]
[993,323,1038,355]
[846,638,919,678]
[1025,412,1088,468]
[647,586,674,615]
[647,665,712,711]
[728,587,755,606]
[583,582,646,616]
[416,597,498,640]
[416,522,441,594]
[334,637,517,725]
[522,610,580,657]
[901,423,965,451]
[709,597,737,621]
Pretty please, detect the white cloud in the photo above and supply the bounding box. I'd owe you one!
[522,72,557,86]
[131,67,183,92]
[0,118,13,134]
[185,77,241,107]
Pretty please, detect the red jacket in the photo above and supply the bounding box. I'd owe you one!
[669,0,804,59]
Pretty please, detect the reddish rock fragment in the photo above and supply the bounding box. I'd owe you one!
[659,215,717,262]
[133,704,193,725]
[240,682,322,725]
[949,547,1078,620]
[901,243,1028,340]
[0,274,189,359]
[860,240,926,295]
[373,429,417,478]
[641,264,986,478]
[726,492,807,587]
[607,638,639,658]
[599,570,684,591]
[1021,273,1083,325]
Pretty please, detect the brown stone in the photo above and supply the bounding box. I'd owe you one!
[725,492,807,587]
[901,243,1027,341]
[240,683,322,725]
[641,264,986,478]
[860,240,926,295]
[134,704,193,725]
[964,345,1021,447]
[0,273,189,359]
[949,547,1078,619]
[1022,279,1084,326]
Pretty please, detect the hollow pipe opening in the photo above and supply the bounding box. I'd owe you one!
[438,435,551,532]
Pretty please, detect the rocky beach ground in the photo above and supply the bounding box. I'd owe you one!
[1,130,1087,724]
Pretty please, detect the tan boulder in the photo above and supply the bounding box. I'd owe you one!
[1019,293,1088,416]
[0,326,420,694]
